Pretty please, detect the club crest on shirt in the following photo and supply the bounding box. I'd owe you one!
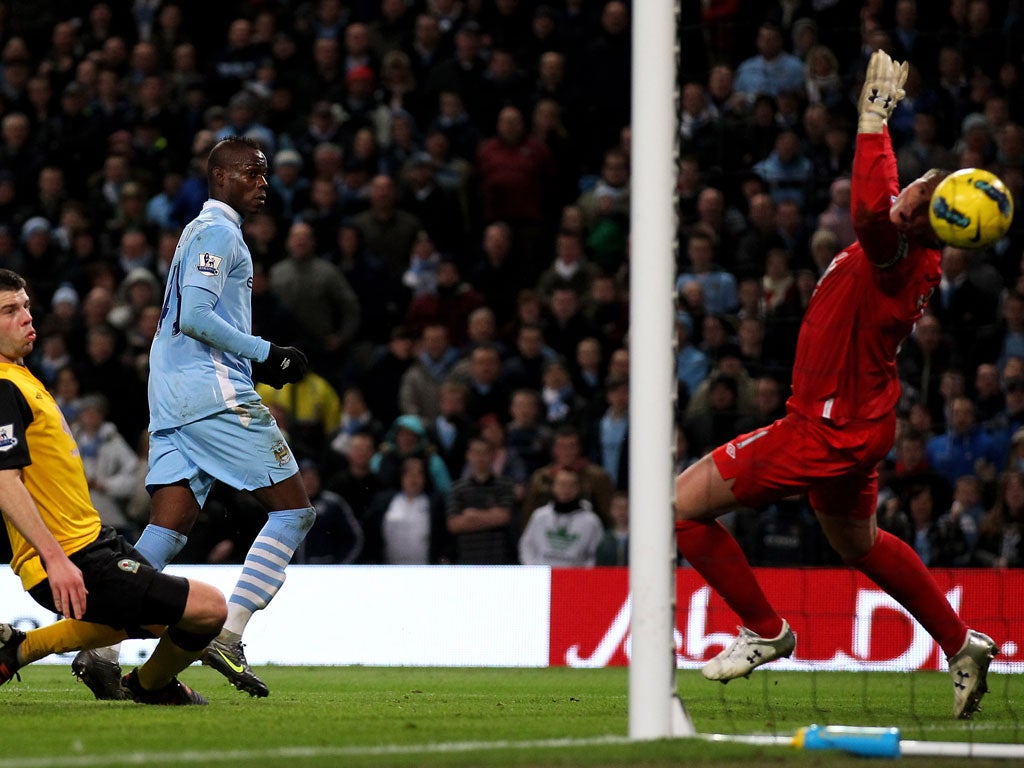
[197,252,222,276]
[117,558,141,573]
[271,439,292,467]
[0,424,18,452]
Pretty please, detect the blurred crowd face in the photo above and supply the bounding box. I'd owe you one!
[576,338,601,371]
[948,397,976,435]
[555,232,584,264]
[539,52,564,86]
[755,25,784,60]
[496,107,525,144]
[470,347,501,385]
[898,434,926,471]
[227,18,253,50]
[907,486,934,528]
[609,494,629,528]
[483,223,512,261]
[286,222,317,259]
[438,384,465,417]
[600,1,628,36]
[400,457,426,496]
[348,433,375,467]
[542,361,570,392]
[551,468,581,503]
[414,14,440,50]
[551,433,581,467]
[421,325,449,358]
[913,314,941,352]
[549,288,578,322]
[465,437,495,477]
[510,390,539,425]
[368,175,396,210]
[1003,473,1024,517]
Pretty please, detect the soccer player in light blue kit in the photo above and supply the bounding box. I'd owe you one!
[73,137,314,698]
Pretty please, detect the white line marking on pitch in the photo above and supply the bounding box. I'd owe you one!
[3,731,1018,768]
[0,735,636,768]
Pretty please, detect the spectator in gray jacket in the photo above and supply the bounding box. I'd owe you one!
[71,394,139,539]
[269,220,360,383]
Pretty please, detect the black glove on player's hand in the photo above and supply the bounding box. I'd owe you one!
[252,344,308,389]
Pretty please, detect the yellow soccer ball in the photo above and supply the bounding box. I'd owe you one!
[929,167,1014,249]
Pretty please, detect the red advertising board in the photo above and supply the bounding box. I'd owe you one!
[550,568,1024,672]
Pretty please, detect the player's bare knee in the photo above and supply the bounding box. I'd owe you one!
[674,488,698,521]
[675,457,732,520]
[674,467,700,520]
[182,580,227,633]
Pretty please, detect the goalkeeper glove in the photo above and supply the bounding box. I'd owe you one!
[857,50,908,134]
[251,343,309,389]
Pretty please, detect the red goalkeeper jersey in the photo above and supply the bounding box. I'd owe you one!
[786,129,941,428]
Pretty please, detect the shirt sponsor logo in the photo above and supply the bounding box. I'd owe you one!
[197,252,222,276]
[0,425,18,452]
[117,558,141,573]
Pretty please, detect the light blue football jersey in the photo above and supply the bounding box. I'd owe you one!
[149,200,265,430]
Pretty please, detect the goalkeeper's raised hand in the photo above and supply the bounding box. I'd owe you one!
[857,49,908,134]
[251,343,308,389]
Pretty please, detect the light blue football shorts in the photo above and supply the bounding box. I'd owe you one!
[147,401,298,507]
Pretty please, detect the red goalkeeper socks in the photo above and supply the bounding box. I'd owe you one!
[675,519,783,639]
[849,530,967,657]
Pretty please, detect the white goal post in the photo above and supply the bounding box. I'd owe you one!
[627,0,694,740]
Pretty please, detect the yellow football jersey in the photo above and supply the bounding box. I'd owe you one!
[256,371,341,438]
[0,363,101,589]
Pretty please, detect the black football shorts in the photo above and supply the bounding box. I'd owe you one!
[28,527,190,638]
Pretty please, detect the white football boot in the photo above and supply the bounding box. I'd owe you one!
[702,619,796,682]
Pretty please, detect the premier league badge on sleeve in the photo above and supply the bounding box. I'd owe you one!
[0,424,18,452]
[197,253,222,276]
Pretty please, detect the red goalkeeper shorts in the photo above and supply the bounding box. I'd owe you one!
[710,411,895,520]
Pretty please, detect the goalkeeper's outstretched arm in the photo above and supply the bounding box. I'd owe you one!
[857,49,908,135]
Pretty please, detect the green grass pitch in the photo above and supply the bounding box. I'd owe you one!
[0,665,1020,768]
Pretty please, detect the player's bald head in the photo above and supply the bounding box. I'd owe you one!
[207,136,264,182]
[206,136,269,215]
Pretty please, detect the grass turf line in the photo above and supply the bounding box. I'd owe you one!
[0,666,1020,768]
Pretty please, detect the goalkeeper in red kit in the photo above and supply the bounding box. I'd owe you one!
[673,50,998,719]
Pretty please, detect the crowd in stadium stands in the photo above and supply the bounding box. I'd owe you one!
[1,0,1023,569]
